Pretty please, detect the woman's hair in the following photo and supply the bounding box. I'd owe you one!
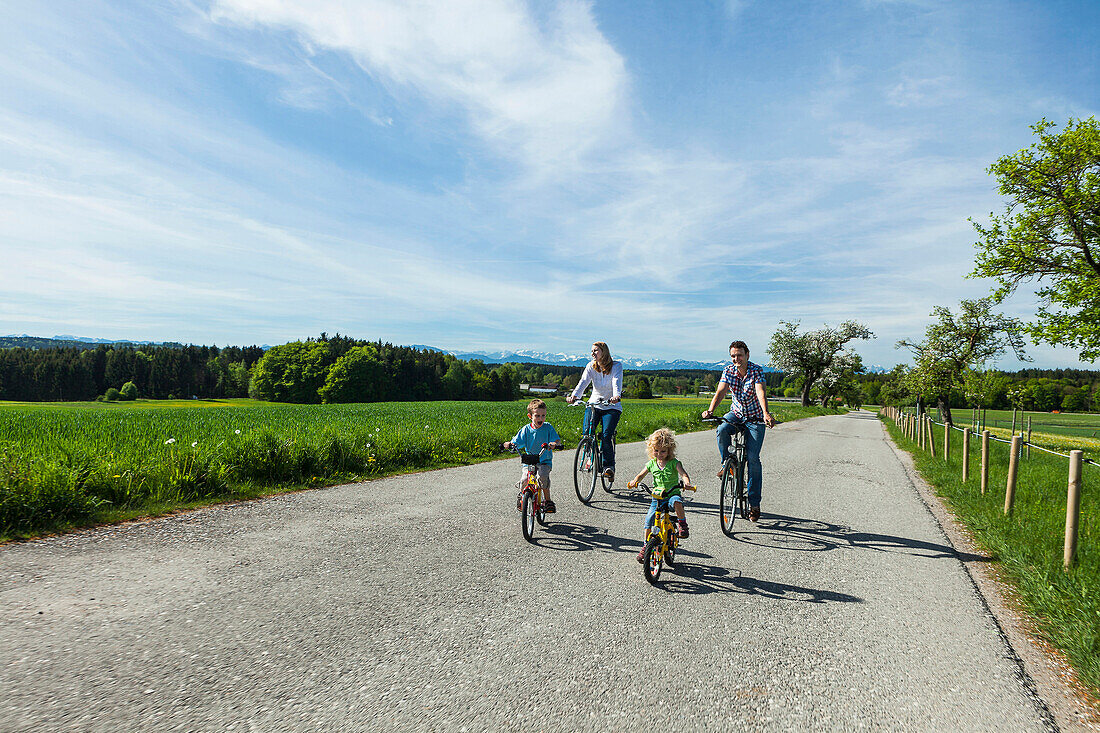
[645,427,677,460]
[527,398,546,415]
[729,340,750,357]
[592,341,614,375]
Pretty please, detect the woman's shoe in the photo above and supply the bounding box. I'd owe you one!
[749,506,760,522]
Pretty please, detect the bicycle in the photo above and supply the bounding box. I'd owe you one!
[634,480,696,585]
[570,399,617,503]
[502,442,559,542]
[703,416,749,537]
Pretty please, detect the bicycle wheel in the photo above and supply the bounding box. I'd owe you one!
[734,451,748,519]
[535,497,548,526]
[521,491,536,542]
[719,460,738,537]
[573,438,596,504]
[642,537,663,585]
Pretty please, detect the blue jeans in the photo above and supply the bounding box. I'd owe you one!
[592,407,620,471]
[645,495,683,531]
[716,412,766,508]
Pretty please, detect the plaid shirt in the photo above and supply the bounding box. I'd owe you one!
[718,361,766,421]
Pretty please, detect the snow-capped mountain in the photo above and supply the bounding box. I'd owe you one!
[411,345,767,372]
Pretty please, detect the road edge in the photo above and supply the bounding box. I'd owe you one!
[878,416,1100,732]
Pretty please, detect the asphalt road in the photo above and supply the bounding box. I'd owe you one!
[1,412,1055,731]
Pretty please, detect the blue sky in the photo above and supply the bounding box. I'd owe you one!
[1,0,1097,369]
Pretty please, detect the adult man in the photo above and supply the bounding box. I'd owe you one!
[701,340,776,522]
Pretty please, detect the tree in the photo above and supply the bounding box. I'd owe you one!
[104,387,120,402]
[318,345,392,403]
[814,350,864,407]
[962,369,1007,409]
[251,340,334,403]
[767,321,873,406]
[971,117,1100,360]
[119,381,138,400]
[897,298,1028,424]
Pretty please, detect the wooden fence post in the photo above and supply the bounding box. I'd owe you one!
[1011,408,1017,437]
[962,428,970,482]
[1064,450,1083,570]
[980,430,990,495]
[1004,435,1022,515]
[928,417,936,458]
[944,422,950,461]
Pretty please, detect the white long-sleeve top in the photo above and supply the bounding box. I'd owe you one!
[570,361,624,412]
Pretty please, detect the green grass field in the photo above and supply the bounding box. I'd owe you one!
[0,398,837,540]
[945,407,1100,440]
[881,412,1100,695]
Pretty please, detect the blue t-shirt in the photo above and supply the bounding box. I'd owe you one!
[511,423,561,466]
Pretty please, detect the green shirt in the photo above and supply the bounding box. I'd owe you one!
[646,458,682,498]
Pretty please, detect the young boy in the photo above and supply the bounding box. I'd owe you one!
[504,399,563,513]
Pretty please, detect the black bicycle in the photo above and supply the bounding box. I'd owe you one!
[704,416,748,536]
[570,399,616,503]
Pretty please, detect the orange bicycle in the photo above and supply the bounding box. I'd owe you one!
[503,442,559,542]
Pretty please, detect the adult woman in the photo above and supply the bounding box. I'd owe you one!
[567,342,623,483]
[701,340,776,522]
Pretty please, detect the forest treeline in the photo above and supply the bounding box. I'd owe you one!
[0,334,751,403]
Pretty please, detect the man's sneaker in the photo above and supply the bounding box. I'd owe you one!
[749,506,760,522]
[603,468,615,483]
[676,519,689,538]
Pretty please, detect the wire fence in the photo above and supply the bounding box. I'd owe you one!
[882,406,1089,570]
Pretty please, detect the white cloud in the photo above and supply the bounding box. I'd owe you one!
[207,0,628,172]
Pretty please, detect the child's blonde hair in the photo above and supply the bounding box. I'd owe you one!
[527,398,547,415]
[646,427,677,460]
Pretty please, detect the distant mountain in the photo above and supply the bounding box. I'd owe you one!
[410,345,777,372]
[1,335,184,350]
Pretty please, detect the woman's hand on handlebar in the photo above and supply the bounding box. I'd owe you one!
[701,409,714,420]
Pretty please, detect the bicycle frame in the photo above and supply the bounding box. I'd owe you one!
[505,443,554,542]
[639,482,695,585]
[705,416,750,536]
[570,400,615,502]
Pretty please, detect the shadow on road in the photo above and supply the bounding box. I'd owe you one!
[530,521,641,554]
[730,512,990,562]
[657,560,863,603]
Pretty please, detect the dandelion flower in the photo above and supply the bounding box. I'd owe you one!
[191,441,198,448]
[366,443,371,448]
[165,438,176,445]
[234,429,241,435]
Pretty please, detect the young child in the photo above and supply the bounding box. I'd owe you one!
[504,399,563,513]
[628,428,693,562]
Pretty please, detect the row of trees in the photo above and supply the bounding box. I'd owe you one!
[870,117,1100,419]
[0,343,264,402]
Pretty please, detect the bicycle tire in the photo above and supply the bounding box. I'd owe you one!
[734,450,748,519]
[521,491,536,542]
[719,460,737,537]
[642,537,663,584]
[573,438,596,504]
[535,498,548,526]
[664,533,677,567]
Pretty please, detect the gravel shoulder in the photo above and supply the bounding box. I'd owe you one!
[0,411,1066,731]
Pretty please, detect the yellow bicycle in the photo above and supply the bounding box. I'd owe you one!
[637,481,696,585]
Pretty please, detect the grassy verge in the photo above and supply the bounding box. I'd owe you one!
[0,399,838,541]
[880,413,1100,694]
